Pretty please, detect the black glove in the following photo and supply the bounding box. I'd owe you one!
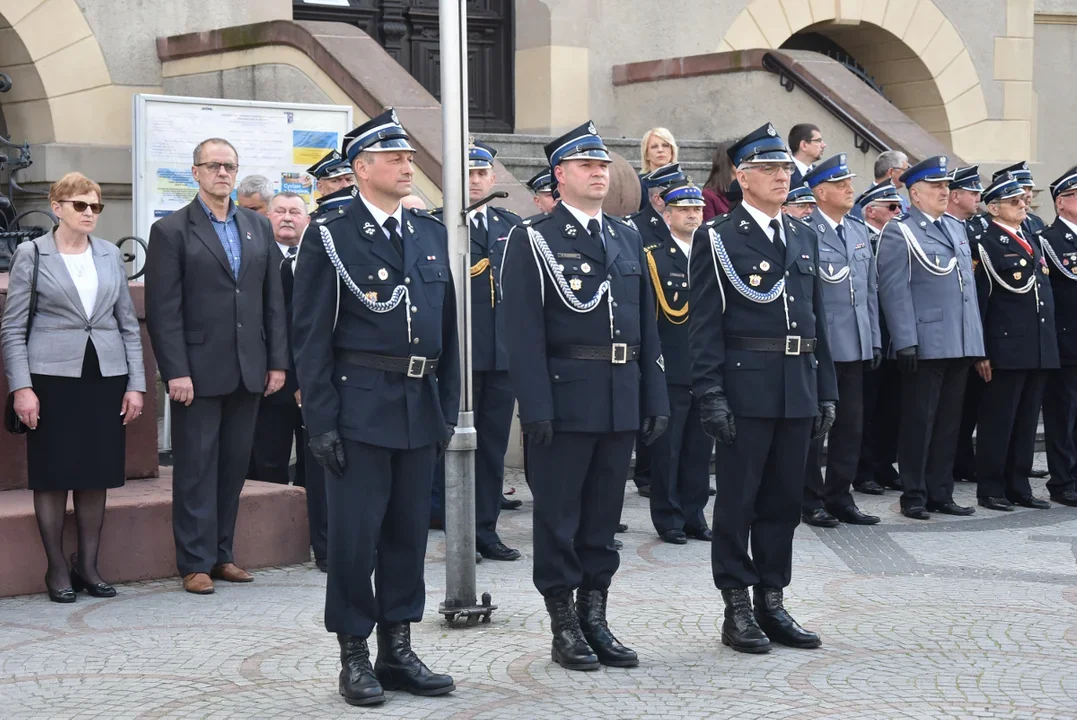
[812,401,837,440]
[640,415,669,446]
[698,389,736,445]
[869,347,882,371]
[896,345,918,374]
[309,429,346,478]
[436,424,455,461]
[523,420,554,447]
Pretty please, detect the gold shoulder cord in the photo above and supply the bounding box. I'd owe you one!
[646,250,689,324]
[470,258,495,307]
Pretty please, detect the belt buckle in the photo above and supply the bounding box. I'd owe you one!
[407,356,428,378]
[611,343,628,364]
[784,336,802,356]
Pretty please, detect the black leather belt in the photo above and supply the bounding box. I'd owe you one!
[338,350,440,377]
[726,336,817,355]
[552,343,641,364]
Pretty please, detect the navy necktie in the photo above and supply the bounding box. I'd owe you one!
[588,218,604,252]
[383,216,404,259]
[769,218,785,257]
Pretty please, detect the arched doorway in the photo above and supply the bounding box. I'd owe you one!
[0,5,56,145]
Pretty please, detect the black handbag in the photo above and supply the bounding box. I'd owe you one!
[5,241,41,434]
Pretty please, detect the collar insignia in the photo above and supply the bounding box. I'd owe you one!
[565,224,577,237]
[818,223,826,234]
[406,220,415,234]
[919,221,927,228]
[650,216,659,225]
[363,222,376,236]
[739,220,751,232]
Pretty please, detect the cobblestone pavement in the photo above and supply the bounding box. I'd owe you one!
[2,458,1077,719]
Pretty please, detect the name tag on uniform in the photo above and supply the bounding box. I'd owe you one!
[1003,253,1019,257]
[670,272,686,278]
[855,242,866,250]
[557,252,582,259]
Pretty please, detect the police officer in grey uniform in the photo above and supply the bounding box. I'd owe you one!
[800,154,881,527]
[689,123,837,654]
[876,155,984,519]
[292,109,460,706]
[502,120,669,671]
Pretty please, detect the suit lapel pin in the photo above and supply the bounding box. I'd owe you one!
[565,224,577,237]
[801,254,810,259]
[363,222,376,236]
[427,255,436,260]
[609,224,616,237]
[1000,237,1009,244]
[670,246,676,254]
[656,354,665,372]
[790,223,798,235]
[493,215,499,223]
[246,231,252,241]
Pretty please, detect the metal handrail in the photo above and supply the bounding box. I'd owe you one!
[761,51,889,155]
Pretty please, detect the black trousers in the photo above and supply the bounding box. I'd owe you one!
[325,439,436,638]
[303,429,329,563]
[170,390,261,575]
[1043,366,1077,496]
[897,358,971,509]
[953,370,984,481]
[649,385,712,534]
[857,360,901,486]
[712,417,812,590]
[530,431,634,597]
[976,369,1045,500]
[805,361,863,512]
[249,401,304,486]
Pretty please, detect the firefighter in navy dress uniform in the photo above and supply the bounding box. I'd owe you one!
[526,166,560,215]
[800,154,882,528]
[429,139,523,560]
[501,120,669,671]
[781,183,816,221]
[645,180,713,544]
[688,123,837,654]
[1038,167,1077,507]
[993,162,1046,236]
[292,109,460,707]
[972,173,1057,511]
[876,155,984,520]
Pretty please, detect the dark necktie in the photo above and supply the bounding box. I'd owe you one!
[471,214,487,250]
[835,223,845,244]
[769,218,785,258]
[933,219,947,236]
[587,218,604,253]
[383,216,404,260]
[281,246,297,297]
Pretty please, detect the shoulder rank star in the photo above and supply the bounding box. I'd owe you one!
[759,261,770,271]
[749,274,762,287]
[569,278,583,291]
[363,222,376,236]
[565,224,577,237]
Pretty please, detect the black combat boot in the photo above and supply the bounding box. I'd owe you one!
[373,623,455,696]
[544,593,600,670]
[720,588,771,653]
[752,587,821,649]
[336,634,385,706]
[575,589,639,667]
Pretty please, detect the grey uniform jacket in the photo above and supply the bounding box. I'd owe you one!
[876,206,984,360]
[811,208,880,363]
[1,232,146,392]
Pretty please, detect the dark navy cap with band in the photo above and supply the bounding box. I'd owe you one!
[1050,166,1077,200]
[643,162,687,190]
[526,168,555,194]
[660,181,705,207]
[856,179,902,208]
[727,123,791,167]
[343,108,416,162]
[993,161,1034,189]
[948,165,983,192]
[468,139,496,169]
[982,173,1025,205]
[307,150,352,180]
[785,184,816,205]
[544,121,611,167]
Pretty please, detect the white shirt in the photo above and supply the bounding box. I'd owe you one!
[793,156,812,179]
[468,205,488,230]
[276,241,298,257]
[671,234,692,258]
[561,201,603,238]
[359,192,404,238]
[741,200,785,245]
[61,247,98,318]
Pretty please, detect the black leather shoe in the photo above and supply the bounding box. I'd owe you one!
[478,541,521,561]
[475,552,483,563]
[952,468,978,483]
[315,558,329,573]
[902,505,930,520]
[374,623,455,696]
[1029,468,1049,479]
[753,587,821,649]
[612,539,623,551]
[709,486,717,496]
[1010,494,1051,509]
[1050,489,1077,507]
[45,576,76,604]
[829,505,880,525]
[337,634,385,706]
[576,589,638,667]
[720,589,770,653]
[70,567,116,598]
[659,529,687,544]
[617,523,628,533]
[501,495,523,511]
[684,525,712,541]
[637,484,651,498]
[545,594,600,670]
[801,508,840,528]
[880,475,903,491]
[978,497,1014,511]
[926,501,975,516]
[853,480,886,495]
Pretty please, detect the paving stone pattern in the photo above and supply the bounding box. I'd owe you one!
[1,457,1076,719]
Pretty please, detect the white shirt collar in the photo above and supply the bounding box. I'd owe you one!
[741,200,784,243]
[468,204,488,226]
[1060,217,1077,237]
[671,235,692,258]
[358,192,403,234]
[818,210,842,232]
[793,156,812,176]
[275,241,297,256]
[561,201,603,233]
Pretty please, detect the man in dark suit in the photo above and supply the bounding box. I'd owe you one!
[145,137,289,596]
[788,123,825,189]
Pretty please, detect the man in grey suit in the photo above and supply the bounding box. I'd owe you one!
[877,156,984,520]
[146,138,288,594]
[801,154,881,527]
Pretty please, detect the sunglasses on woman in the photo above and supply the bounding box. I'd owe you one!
[58,199,105,214]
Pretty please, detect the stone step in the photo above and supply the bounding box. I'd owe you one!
[0,473,311,597]
[476,133,718,185]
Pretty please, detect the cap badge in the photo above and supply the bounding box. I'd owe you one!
[767,125,776,137]
[587,121,597,135]
[390,108,400,125]
[840,153,846,164]
[363,222,376,236]
[565,224,577,237]
[760,261,770,271]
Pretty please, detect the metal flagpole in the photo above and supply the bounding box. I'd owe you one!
[438,0,495,625]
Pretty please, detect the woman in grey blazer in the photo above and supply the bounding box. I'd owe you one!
[1,172,145,603]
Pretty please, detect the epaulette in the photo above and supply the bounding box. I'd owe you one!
[493,206,523,222]
[845,214,866,226]
[430,207,444,217]
[643,242,662,253]
[605,212,636,228]
[314,209,348,226]
[409,207,444,225]
[896,212,911,222]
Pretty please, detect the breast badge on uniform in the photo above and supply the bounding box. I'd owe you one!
[365,290,378,301]
[749,274,762,287]
[565,225,577,237]
[657,354,665,372]
[1014,271,1023,280]
[581,262,591,273]
[363,222,376,236]
[760,261,770,271]
[569,278,583,291]
[378,268,389,280]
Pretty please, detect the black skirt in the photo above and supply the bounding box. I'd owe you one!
[27,341,128,492]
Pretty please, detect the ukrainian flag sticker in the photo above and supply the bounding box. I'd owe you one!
[293,130,340,165]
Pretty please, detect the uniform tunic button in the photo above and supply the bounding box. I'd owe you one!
[612,302,618,308]
[785,271,790,277]
[413,337,420,344]
[788,296,794,302]
[235,288,240,294]
[341,376,347,382]
[553,374,560,380]
[411,306,418,313]
[607,274,612,280]
[791,322,798,329]
[736,362,741,367]
[237,323,242,329]
[615,330,621,336]
[368,275,374,280]
[405,277,411,284]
